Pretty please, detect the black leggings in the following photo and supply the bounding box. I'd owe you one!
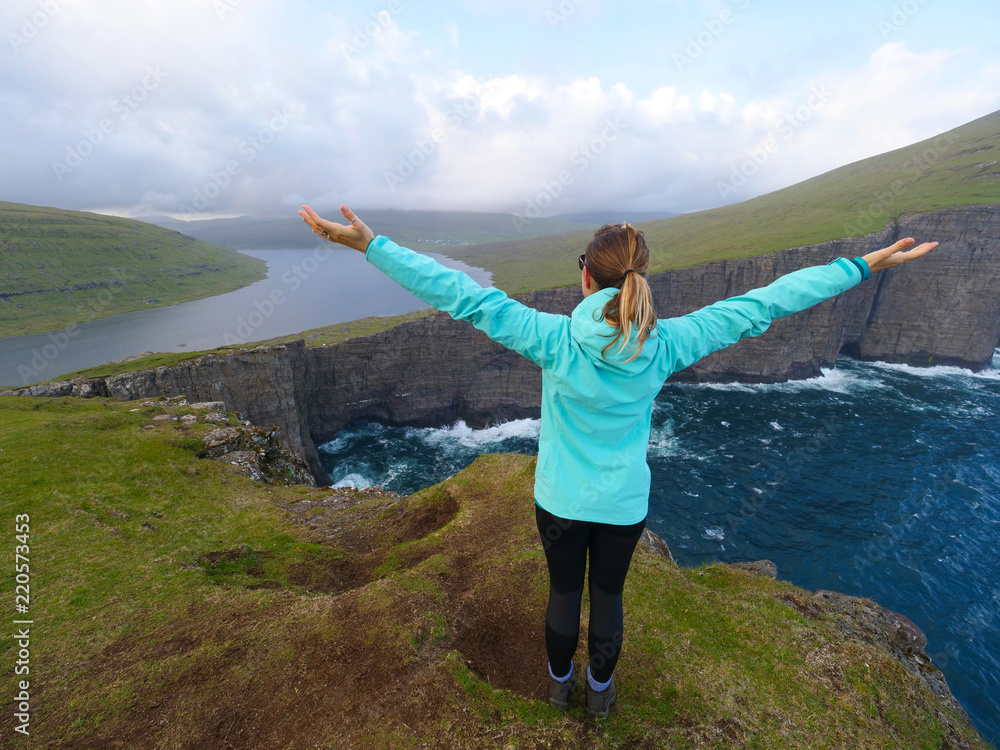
[535,502,646,683]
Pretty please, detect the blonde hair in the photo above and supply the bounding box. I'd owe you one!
[584,223,657,363]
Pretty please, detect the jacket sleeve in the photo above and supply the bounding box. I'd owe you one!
[657,256,870,374]
[364,235,566,369]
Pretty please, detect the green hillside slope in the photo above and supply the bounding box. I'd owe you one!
[444,109,1000,293]
[0,202,267,338]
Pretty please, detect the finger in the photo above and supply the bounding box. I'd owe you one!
[898,241,938,260]
[887,241,938,267]
[878,237,915,258]
[301,205,333,226]
[299,207,322,230]
[302,204,332,229]
[340,203,372,232]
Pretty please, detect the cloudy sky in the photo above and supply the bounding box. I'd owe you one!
[2,0,999,220]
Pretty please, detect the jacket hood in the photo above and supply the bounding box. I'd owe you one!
[570,287,657,373]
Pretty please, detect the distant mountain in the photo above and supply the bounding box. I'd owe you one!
[0,202,266,338]
[442,109,1000,293]
[550,210,681,225]
[140,210,599,250]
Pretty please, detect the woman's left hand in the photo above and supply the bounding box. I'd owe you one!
[299,203,374,253]
[861,237,938,273]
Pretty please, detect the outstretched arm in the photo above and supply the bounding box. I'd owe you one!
[299,203,566,368]
[658,237,938,375]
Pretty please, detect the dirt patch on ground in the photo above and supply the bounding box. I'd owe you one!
[200,546,276,577]
[396,492,460,543]
[450,557,549,699]
[281,488,463,596]
[52,456,560,749]
[285,553,373,593]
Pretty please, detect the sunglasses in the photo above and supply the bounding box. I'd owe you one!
[578,254,586,270]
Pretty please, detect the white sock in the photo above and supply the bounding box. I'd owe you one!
[549,662,574,682]
[587,664,612,692]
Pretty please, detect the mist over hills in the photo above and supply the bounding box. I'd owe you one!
[139,209,680,251]
[441,109,1000,293]
[3,108,996,339]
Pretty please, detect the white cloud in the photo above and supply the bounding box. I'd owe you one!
[1,0,998,220]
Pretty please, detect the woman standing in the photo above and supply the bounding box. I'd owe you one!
[300,203,936,718]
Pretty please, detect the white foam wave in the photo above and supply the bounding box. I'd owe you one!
[413,418,540,448]
[647,419,682,457]
[863,359,1000,381]
[674,366,879,395]
[330,472,373,489]
[702,527,725,541]
[317,434,351,453]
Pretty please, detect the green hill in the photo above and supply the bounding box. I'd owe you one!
[0,202,267,338]
[0,394,989,748]
[443,109,1000,293]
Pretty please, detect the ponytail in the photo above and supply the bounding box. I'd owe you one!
[584,223,657,363]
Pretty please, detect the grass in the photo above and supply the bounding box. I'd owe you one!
[442,109,1000,293]
[0,201,267,338]
[251,309,436,348]
[0,394,991,749]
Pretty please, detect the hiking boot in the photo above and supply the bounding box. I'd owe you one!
[548,672,578,709]
[586,676,617,719]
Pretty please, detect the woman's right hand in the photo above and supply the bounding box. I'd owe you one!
[299,204,375,254]
[861,237,938,273]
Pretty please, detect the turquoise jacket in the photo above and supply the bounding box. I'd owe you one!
[365,235,870,525]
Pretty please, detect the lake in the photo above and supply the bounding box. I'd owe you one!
[0,246,491,387]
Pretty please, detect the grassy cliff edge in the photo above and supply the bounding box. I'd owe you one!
[0,395,989,749]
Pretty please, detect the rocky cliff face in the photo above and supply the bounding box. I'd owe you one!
[7,205,999,484]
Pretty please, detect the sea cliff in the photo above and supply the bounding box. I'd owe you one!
[6,205,1000,484]
[0,394,990,749]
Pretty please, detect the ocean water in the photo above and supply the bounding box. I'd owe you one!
[319,352,1000,743]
